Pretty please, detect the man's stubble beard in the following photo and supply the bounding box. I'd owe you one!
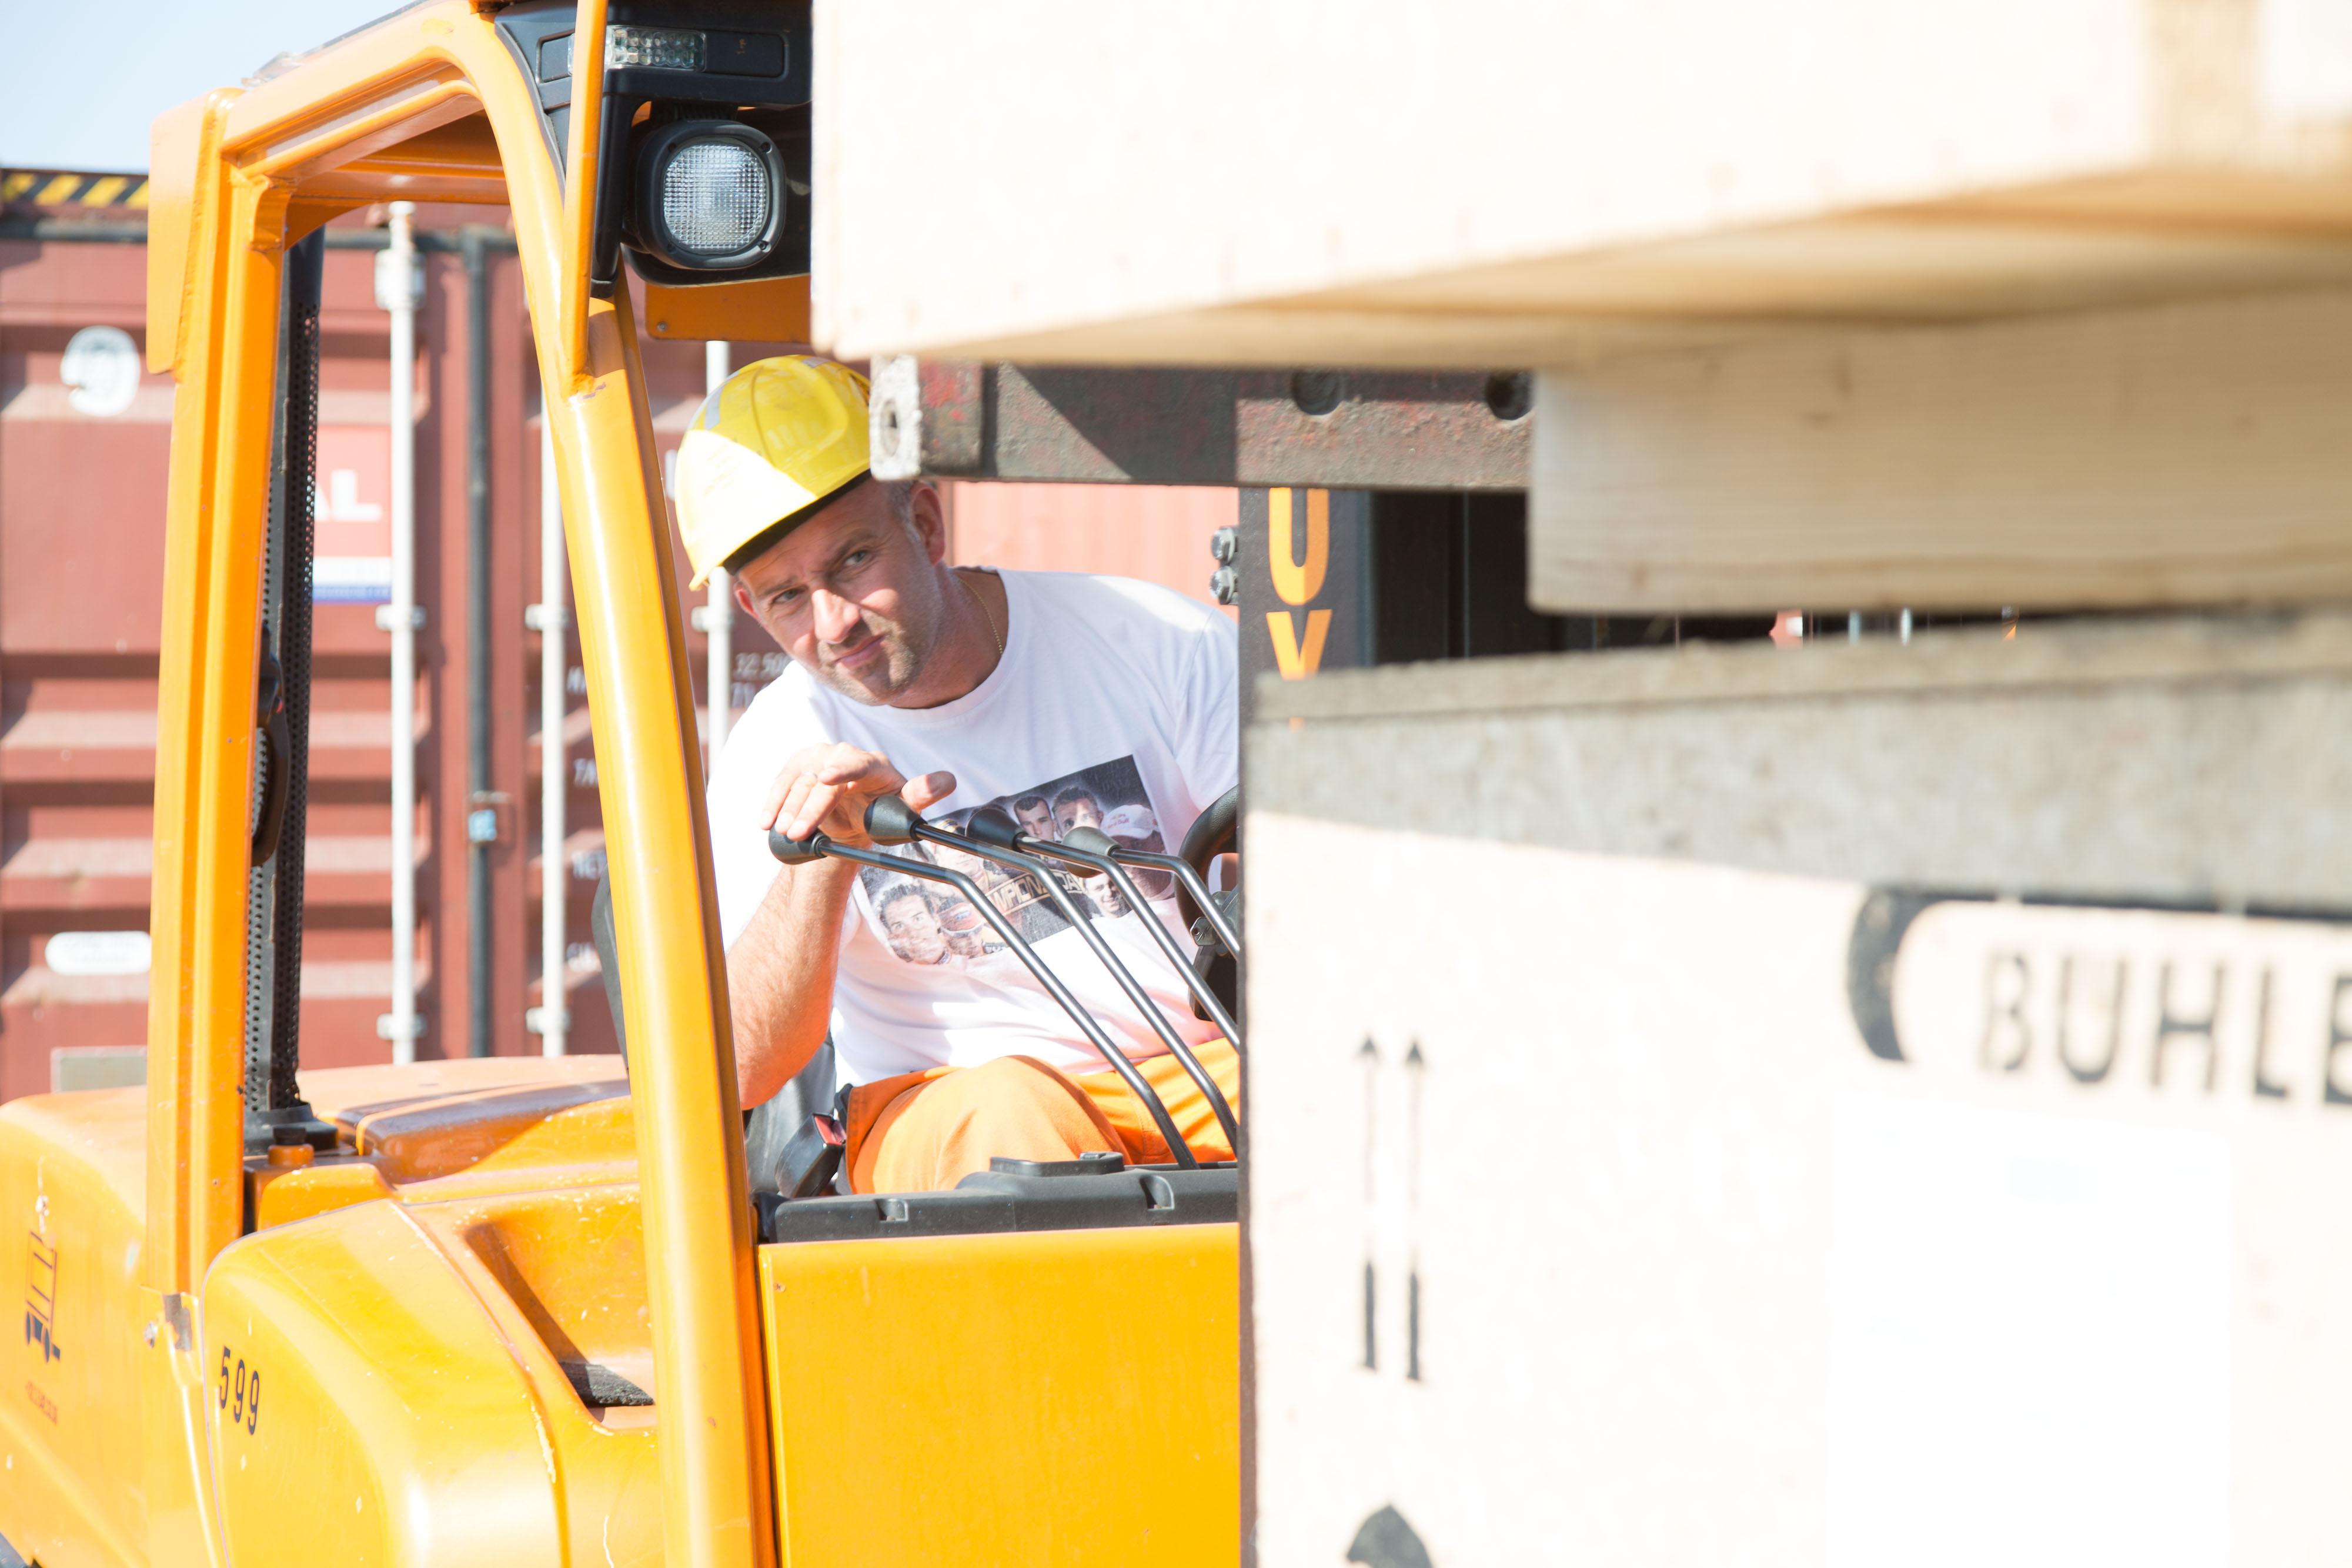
[810,581,944,706]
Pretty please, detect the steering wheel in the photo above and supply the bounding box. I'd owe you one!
[1176,785,1239,937]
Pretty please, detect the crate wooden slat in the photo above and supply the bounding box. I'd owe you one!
[1531,285,2352,610]
[815,0,2352,367]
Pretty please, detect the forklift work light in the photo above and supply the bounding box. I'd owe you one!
[605,24,706,71]
[633,121,782,270]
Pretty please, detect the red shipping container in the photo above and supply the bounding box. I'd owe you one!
[1,186,1237,1099]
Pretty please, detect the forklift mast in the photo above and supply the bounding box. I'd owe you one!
[137,4,784,1560]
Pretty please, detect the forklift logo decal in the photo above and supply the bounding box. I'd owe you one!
[855,756,1178,967]
[25,1225,62,1365]
[1847,885,2352,1103]
[1267,488,1332,679]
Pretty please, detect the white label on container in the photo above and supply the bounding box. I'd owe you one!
[312,426,393,602]
[313,557,393,604]
[44,931,152,977]
[1857,893,2352,1109]
[59,326,141,418]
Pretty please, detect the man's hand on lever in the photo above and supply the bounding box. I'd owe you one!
[729,744,954,1109]
[763,742,955,847]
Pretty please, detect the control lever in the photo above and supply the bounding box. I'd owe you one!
[963,807,1241,1148]
[770,807,1202,1169]
[968,811,1244,1051]
[867,796,1235,1154]
[1104,834,1240,959]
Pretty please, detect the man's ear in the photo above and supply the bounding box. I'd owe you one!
[909,481,948,566]
[734,580,759,621]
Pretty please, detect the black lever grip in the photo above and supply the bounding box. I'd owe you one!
[768,829,826,864]
[967,805,1102,877]
[1063,825,1117,858]
[863,794,920,845]
[962,805,1021,851]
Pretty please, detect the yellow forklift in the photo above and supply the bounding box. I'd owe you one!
[0,3,1240,1563]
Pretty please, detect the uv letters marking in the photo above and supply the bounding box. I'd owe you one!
[1268,488,1332,679]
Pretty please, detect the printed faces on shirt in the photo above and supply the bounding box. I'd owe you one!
[854,754,1181,969]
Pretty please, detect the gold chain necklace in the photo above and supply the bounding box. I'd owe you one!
[958,569,1003,657]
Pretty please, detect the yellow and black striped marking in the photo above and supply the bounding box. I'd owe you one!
[0,169,151,212]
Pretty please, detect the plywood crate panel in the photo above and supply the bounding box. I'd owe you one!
[1247,611,2352,1564]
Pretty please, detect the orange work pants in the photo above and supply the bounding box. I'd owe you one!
[842,1041,1239,1195]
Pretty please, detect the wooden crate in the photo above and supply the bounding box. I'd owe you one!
[816,0,2352,368]
[1246,613,2352,1565]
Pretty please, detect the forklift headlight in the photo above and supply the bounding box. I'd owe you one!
[606,24,706,72]
[633,121,783,272]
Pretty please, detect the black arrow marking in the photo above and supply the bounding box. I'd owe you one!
[1404,1041,1424,1382]
[1347,1505,1434,1568]
[1359,1035,1378,1372]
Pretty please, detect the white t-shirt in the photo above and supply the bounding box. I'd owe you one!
[709,569,1237,1086]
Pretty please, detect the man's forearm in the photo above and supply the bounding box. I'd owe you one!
[725,858,858,1106]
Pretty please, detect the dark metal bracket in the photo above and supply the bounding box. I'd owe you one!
[868,358,1531,492]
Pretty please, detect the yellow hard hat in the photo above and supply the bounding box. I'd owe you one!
[674,356,871,588]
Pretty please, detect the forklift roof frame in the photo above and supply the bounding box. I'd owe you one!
[142,3,773,1564]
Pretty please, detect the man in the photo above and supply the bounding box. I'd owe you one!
[926,834,1063,943]
[1013,794,1058,843]
[930,890,997,961]
[680,357,1238,1194]
[1101,803,1178,903]
[1091,871,1133,921]
[876,884,959,968]
[1053,787,1105,838]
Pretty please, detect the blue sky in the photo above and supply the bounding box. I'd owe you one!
[2,0,399,170]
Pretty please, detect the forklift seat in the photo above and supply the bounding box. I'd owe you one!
[593,871,838,1196]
